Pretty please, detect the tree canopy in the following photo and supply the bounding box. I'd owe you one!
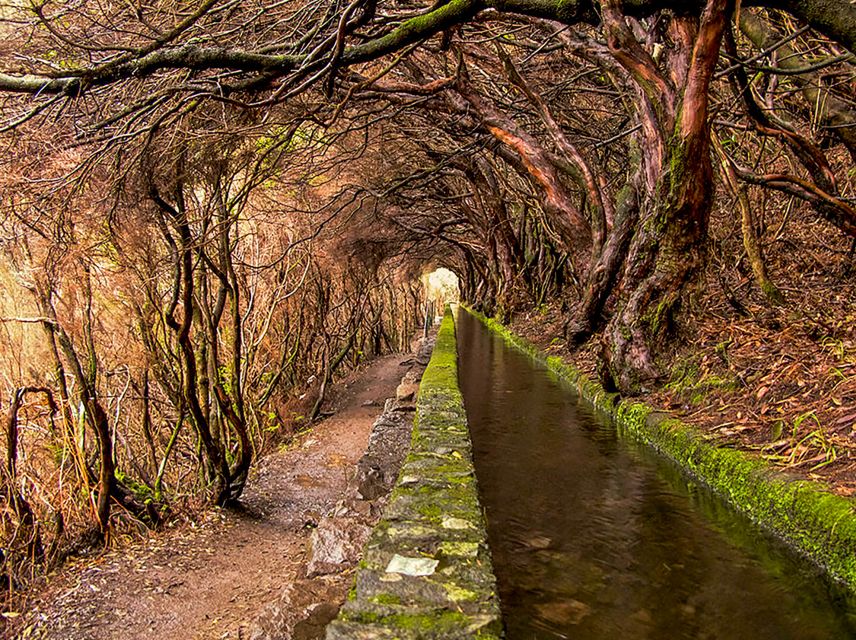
[0,0,854,589]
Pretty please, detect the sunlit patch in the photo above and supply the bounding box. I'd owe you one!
[422,267,460,314]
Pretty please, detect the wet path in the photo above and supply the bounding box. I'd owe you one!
[456,309,856,640]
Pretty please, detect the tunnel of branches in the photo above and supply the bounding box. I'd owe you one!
[0,0,854,583]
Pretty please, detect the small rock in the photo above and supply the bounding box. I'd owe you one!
[441,516,473,530]
[385,554,439,577]
[356,464,385,500]
[330,501,351,518]
[306,517,372,577]
[395,381,419,401]
[348,500,372,518]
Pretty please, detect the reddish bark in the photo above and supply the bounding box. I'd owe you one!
[603,0,731,393]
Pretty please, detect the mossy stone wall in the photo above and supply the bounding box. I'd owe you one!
[467,306,856,591]
[327,308,503,640]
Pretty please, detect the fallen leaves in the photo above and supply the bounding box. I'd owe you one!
[511,264,856,496]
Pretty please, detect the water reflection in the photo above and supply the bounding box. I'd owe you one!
[455,309,856,640]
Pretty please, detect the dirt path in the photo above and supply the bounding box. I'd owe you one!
[16,354,408,640]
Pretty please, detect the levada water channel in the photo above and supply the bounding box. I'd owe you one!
[455,308,856,639]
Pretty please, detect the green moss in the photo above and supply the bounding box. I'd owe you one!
[666,359,699,389]
[397,611,469,632]
[761,279,785,304]
[439,470,474,484]
[115,469,154,504]
[333,306,502,636]
[418,310,459,396]
[349,610,470,631]
[644,295,673,335]
[416,501,444,522]
[665,358,740,404]
[444,583,479,601]
[546,355,564,370]
[351,0,478,60]
[369,593,402,606]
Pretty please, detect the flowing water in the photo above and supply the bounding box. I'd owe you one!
[455,309,856,640]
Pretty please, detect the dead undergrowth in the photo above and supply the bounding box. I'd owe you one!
[4,353,410,640]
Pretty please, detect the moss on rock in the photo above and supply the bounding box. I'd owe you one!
[327,307,503,640]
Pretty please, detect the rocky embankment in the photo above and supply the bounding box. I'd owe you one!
[248,337,435,640]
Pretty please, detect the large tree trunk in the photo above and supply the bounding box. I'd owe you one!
[606,137,714,391]
[601,0,729,393]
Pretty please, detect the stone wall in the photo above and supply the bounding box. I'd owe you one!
[326,308,503,640]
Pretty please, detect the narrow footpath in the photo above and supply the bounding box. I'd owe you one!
[16,353,409,640]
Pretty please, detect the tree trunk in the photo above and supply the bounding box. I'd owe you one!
[602,0,729,393]
[5,387,50,564]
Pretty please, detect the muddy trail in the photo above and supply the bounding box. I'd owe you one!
[13,352,420,640]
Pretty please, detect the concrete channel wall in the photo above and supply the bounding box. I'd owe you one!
[327,308,503,640]
[466,306,856,592]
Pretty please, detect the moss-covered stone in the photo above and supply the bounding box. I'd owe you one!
[328,307,502,639]
[371,593,403,606]
[465,305,856,592]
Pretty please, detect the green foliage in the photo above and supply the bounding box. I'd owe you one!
[115,470,154,505]
[764,412,838,471]
[217,365,233,395]
[255,123,327,156]
[262,410,282,433]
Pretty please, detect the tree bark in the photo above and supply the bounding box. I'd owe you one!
[603,0,730,393]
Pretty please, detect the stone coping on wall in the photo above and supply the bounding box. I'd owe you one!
[326,307,503,640]
[465,306,856,592]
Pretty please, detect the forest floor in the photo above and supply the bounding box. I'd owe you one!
[510,244,856,497]
[10,353,409,640]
